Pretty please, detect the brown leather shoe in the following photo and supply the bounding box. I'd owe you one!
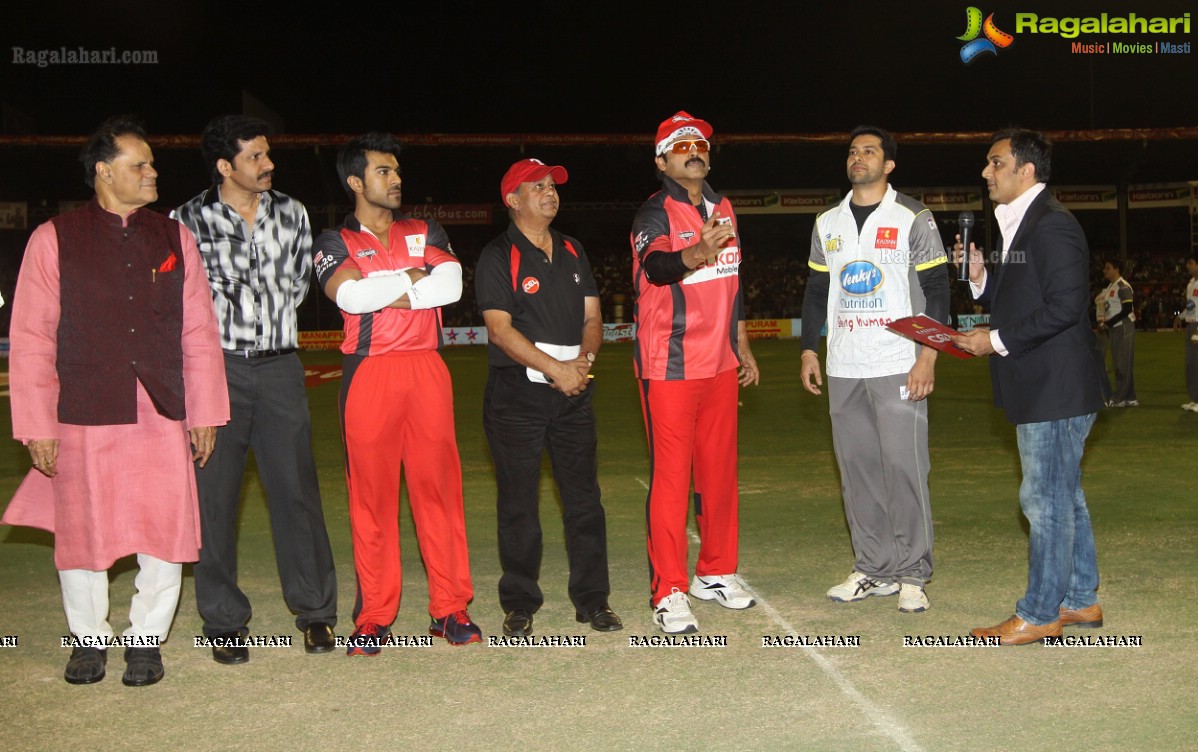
[1059,604,1103,628]
[970,615,1062,646]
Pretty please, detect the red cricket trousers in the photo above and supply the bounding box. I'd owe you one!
[639,368,741,605]
[341,350,474,626]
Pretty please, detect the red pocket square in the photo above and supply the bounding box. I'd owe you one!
[158,252,178,273]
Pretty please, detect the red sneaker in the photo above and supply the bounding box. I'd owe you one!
[346,623,390,656]
[429,610,482,645]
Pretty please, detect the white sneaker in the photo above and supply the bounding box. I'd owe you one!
[653,589,699,634]
[898,583,929,613]
[689,574,756,610]
[826,571,899,602]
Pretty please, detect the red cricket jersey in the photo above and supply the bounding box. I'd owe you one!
[313,214,458,356]
[630,177,744,380]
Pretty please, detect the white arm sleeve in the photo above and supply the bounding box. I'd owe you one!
[335,272,413,314]
[407,261,463,310]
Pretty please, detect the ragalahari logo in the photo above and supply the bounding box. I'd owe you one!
[957,7,1014,63]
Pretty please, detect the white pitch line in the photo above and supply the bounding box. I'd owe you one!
[635,475,923,752]
[739,577,925,752]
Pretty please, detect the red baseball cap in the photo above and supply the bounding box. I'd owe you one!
[500,159,569,202]
[655,111,713,156]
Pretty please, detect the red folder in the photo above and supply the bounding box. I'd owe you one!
[886,314,974,359]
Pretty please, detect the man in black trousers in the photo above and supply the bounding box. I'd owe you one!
[175,115,337,662]
[476,159,621,637]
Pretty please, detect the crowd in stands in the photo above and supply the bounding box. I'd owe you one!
[441,246,1195,330]
[1110,256,1195,329]
[2,230,1194,335]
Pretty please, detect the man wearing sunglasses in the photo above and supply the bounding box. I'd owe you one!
[631,111,759,635]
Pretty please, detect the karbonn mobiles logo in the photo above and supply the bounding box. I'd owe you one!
[840,261,884,296]
[957,7,1014,63]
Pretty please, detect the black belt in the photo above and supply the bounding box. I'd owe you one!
[224,348,297,359]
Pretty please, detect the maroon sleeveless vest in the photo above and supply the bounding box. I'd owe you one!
[53,199,185,425]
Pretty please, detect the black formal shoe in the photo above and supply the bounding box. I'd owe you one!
[64,646,107,685]
[122,647,164,687]
[575,605,624,632]
[304,622,336,653]
[211,631,249,664]
[502,609,534,637]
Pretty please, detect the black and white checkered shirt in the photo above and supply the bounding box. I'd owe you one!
[174,188,313,351]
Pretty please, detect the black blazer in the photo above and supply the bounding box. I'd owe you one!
[976,189,1107,424]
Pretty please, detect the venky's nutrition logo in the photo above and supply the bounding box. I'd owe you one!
[957,7,1014,64]
[840,261,885,296]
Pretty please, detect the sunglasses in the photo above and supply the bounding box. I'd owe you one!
[668,139,710,154]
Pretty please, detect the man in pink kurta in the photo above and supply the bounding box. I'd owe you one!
[1,116,228,687]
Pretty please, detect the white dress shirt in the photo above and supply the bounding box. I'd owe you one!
[970,183,1047,356]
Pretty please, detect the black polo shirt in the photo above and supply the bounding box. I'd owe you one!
[476,223,599,368]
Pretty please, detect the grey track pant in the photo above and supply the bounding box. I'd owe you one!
[828,374,934,586]
[1108,322,1137,403]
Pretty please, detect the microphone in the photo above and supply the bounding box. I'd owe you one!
[957,210,975,281]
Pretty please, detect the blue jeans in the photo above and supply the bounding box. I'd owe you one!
[1014,413,1100,625]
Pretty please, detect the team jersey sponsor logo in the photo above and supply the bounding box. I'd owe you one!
[634,231,651,253]
[522,277,541,294]
[573,273,581,284]
[834,312,891,330]
[405,233,426,258]
[840,260,885,295]
[875,227,899,250]
[824,234,842,253]
[313,248,339,277]
[682,247,741,285]
[926,216,937,231]
[355,248,378,259]
[678,231,696,241]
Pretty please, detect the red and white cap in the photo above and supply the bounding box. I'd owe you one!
[654,111,713,156]
[500,158,568,201]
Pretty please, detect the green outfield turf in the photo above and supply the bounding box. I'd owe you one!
[1,334,1195,752]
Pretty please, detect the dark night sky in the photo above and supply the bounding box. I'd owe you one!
[3,0,1197,136]
[0,0,1195,327]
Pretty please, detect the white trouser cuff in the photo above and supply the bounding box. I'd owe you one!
[58,554,182,643]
